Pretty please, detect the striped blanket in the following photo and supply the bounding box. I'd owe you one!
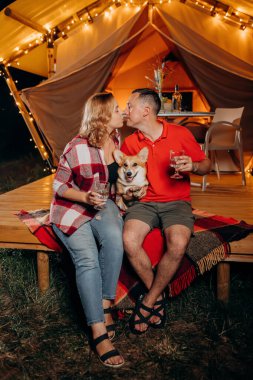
[17,209,253,306]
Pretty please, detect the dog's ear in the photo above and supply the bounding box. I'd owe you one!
[138,147,149,163]
[113,149,125,166]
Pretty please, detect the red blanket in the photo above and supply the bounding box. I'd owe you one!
[16,209,253,306]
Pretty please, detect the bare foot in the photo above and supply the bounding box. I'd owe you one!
[103,300,116,339]
[104,310,115,339]
[93,334,124,366]
[130,296,153,333]
[149,294,165,325]
[92,322,124,367]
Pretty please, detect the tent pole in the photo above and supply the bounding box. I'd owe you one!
[1,65,51,164]
[47,47,56,77]
[4,7,46,34]
[46,32,56,78]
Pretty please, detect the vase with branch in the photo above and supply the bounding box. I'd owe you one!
[145,55,176,110]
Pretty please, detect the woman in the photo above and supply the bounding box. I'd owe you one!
[50,93,124,368]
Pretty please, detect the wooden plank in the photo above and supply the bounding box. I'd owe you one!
[217,262,230,303]
[223,255,253,263]
[0,242,53,251]
[37,251,50,292]
[229,235,253,254]
[0,175,54,247]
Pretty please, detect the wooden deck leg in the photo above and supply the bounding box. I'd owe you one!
[217,262,230,303]
[37,251,49,292]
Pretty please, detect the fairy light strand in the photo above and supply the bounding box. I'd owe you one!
[2,0,251,66]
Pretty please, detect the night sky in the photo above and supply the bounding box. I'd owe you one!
[0,0,45,162]
[0,68,45,161]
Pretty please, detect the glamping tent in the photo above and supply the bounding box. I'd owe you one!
[0,0,253,167]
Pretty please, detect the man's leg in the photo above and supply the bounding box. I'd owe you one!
[144,224,191,323]
[123,219,154,332]
[123,219,153,289]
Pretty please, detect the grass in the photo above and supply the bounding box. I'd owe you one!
[0,155,253,379]
[0,153,47,194]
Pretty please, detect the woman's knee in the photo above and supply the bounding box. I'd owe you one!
[72,252,99,271]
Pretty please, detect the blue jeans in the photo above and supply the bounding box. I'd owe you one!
[52,200,123,326]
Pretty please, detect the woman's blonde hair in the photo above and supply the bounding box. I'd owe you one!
[79,92,115,147]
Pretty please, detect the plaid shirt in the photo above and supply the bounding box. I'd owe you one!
[50,134,118,235]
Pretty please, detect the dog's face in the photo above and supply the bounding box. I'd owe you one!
[113,147,149,184]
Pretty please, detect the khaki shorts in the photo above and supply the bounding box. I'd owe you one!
[124,201,195,232]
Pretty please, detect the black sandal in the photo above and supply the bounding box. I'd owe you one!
[129,295,153,335]
[104,307,116,340]
[92,333,124,368]
[149,293,166,329]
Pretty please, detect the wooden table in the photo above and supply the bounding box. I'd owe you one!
[158,111,215,125]
[158,111,215,118]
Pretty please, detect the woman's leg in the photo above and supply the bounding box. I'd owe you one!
[90,200,124,335]
[52,222,104,325]
[90,200,124,300]
[52,222,124,366]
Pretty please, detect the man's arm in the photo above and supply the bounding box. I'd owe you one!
[177,156,211,176]
[191,158,211,176]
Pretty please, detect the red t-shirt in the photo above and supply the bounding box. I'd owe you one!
[121,119,206,202]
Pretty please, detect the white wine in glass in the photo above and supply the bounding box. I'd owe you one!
[93,182,110,210]
[170,149,185,179]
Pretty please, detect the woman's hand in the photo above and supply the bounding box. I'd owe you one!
[85,191,106,208]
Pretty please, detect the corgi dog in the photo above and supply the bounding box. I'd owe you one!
[113,147,149,211]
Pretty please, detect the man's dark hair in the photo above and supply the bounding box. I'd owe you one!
[132,88,161,115]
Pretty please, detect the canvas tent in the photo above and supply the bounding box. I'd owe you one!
[0,0,253,166]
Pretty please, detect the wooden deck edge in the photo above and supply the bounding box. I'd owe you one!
[0,242,54,251]
[222,254,253,263]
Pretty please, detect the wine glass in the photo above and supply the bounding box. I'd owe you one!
[93,182,110,210]
[170,149,185,179]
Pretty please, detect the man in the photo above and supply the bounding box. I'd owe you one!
[121,88,211,334]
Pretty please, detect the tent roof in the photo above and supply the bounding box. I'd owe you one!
[0,0,253,77]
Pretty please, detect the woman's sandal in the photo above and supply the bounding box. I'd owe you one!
[149,293,167,329]
[92,333,124,368]
[129,295,153,335]
[104,307,116,340]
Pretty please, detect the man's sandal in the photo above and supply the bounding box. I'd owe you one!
[104,307,116,340]
[92,333,124,368]
[129,295,153,335]
[149,293,167,329]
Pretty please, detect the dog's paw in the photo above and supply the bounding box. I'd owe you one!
[132,186,147,199]
[116,196,128,211]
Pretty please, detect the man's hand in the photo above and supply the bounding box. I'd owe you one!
[175,155,211,175]
[174,154,193,173]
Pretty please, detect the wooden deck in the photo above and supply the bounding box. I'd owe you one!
[0,175,54,291]
[0,172,252,301]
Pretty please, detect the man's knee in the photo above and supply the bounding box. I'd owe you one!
[123,229,138,254]
[166,234,190,259]
[123,219,150,256]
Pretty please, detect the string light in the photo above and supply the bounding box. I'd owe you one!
[1,63,53,167]
[2,0,250,67]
